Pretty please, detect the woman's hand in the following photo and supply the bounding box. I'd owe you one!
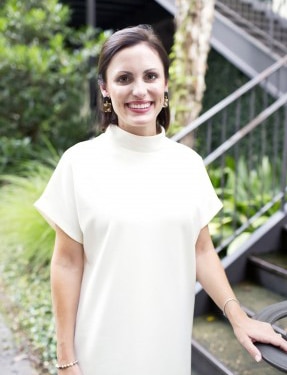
[194,226,287,362]
[230,310,287,362]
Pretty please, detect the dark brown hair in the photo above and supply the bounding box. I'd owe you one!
[97,24,170,131]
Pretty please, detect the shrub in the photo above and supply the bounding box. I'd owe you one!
[0,0,108,164]
[208,155,281,254]
[0,160,56,274]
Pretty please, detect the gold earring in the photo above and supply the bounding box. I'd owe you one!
[163,92,169,108]
[103,96,112,113]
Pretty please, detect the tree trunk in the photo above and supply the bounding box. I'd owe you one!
[169,0,215,147]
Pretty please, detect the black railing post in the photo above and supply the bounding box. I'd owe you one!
[87,0,98,135]
[281,103,287,212]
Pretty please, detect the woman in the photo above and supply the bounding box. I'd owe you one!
[35,25,287,375]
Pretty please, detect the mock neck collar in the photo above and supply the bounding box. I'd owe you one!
[105,124,166,152]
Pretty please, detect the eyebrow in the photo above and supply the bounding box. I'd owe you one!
[115,68,160,75]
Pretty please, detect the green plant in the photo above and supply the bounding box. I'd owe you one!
[0,248,56,375]
[0,160,56,274]
[0,0,107,157]
[0,136,34,174]
[208,155,281,254]
[0,156,59,373]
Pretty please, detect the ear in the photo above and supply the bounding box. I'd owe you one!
[164,81,168,92]
[99,83,109,98]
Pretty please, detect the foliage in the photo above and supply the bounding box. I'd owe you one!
[0,136,34,174]
[168,1,215,136]
[0,254,55,375]
[208,155,281,255]
[0,158,57,373]
[202,49,249,112]
[0,0,108,161]
[0,160,56,274]
[168,46,250,137]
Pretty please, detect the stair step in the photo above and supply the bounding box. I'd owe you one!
[255,251,287,269]
[193,282,287,374]
[216,0,287,52]
[192,313,281,375]
[233,281,287,332]
[234,280,286,307]
[248,252,287,297]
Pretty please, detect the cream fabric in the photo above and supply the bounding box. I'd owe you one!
[35,125,222,375]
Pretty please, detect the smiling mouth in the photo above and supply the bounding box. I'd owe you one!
[127,102,152,109]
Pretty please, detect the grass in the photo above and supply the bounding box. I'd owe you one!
[0,160,57,374]
[0,161,56,274]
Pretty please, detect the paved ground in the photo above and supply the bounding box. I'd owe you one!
[0,312,38,375]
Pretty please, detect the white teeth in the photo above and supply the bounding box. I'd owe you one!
[128,103,151,109]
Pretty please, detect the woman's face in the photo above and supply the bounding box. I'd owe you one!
[101,42,168,136]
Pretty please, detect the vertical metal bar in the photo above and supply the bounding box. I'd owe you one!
[247,89,256,218]
[233,98,241,232]
[206,119,212,155]
[261,86,268,206]
[87,0,96,27]
[272,66,281,198]
[272,109,279,197]
[268,0,275,52]
[220,110,227,245]
[281,104,287,211]
[86,0,97,134]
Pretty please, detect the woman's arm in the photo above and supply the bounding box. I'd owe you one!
[51,225,84,374]
[195,225,287,362]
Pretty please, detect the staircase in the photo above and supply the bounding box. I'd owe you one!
[170,41,287,375]
[216,0,287,55]
[157,1,287,373]
[192,218,287,375]
[212,0,287,79]
[156,0,287,81]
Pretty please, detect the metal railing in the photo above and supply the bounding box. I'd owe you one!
[172,56,287,255]
[216,0,287,56]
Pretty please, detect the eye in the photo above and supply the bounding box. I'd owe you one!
[116,74,131,84]
[145,72,158,81]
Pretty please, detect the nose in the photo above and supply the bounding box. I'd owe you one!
[132,79,147,98]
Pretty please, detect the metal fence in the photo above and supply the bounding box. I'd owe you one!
[172,55,287,255]
[216,0,287,56]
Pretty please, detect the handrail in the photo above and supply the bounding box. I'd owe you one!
[254,301,287,372]
[204,92,287,166]
[171,55,287,142]
[216,0,287,56]
[171,53,287,255]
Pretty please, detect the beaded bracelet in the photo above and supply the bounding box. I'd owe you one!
[223,298,240,317]
[56,359,79,370]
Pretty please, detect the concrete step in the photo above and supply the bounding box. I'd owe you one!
[192,314,282,375]
[192,281,287,375]
[248,251,287,297]
[233,280,287,313]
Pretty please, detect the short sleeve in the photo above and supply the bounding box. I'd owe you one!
[196,157,223,229]
[34,150,83,243]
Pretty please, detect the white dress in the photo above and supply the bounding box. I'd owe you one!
[35,125,222,375]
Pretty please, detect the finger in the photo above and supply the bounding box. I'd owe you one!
[238,335,262,362]
[247,343,262,363]
[261,331,287,351]
[277,333,287,352]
